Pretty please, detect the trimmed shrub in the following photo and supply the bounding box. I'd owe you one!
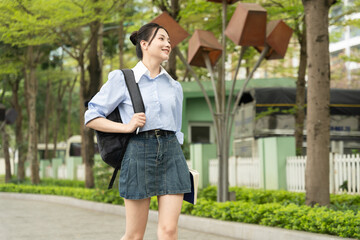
[9,177,85,188]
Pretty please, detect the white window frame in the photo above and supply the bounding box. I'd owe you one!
[188,122,214,144]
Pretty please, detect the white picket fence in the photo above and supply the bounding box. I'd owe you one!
[76,164,85,181]
[57,165,67,179]
[287,154,360,194]
[286,156,306,192]
[209,157,260,188]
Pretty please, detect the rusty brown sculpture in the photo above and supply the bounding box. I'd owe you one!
[151,1,293,202]
[151,11,189,48]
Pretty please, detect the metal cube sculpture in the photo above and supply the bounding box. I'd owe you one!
[225,3,267,46]
[255,20,293,60]
[188,30,223,68]
[151,12,189,48]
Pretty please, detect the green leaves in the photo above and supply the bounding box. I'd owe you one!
[0,0,123,47]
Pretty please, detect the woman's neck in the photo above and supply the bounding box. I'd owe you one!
[142,57,161,78]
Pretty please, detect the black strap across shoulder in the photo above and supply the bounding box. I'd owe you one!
[122,69,145,114]
[107,69,144,189]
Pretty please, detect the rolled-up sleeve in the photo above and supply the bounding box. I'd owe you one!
[84,70,126,125]
[175,82,184,144]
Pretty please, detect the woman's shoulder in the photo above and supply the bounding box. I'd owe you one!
[103,70,127,87]
[171,78,182,90]
[163,72,182,90]
[108,69,125,80]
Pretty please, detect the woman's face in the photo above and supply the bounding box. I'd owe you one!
[142,28,171,62]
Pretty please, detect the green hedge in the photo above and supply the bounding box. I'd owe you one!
[0,175,5,184]
[9,177,85,188]
[199,186,360,212]
[181,199,360,238]
[0,184,123,205]
[199,186,306,204]
[1,183,359,239]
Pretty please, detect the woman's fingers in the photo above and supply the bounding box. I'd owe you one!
[133,113,146,127]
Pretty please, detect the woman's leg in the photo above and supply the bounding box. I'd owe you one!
[121,198,151,240]
[157,194,184,240]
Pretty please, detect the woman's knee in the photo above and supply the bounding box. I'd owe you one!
[157,224,177,238]
[123,232,145,240]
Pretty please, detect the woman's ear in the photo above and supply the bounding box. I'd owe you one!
[140,40,148,51]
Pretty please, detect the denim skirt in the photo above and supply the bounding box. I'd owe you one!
[119,131,191,199]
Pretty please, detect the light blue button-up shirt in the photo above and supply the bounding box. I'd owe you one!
[84,61,184,144]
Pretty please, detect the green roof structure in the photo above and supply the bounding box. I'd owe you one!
[180,77,296,98]
[179,77,297,157]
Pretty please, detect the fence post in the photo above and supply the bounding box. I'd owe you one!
[258,136,295,190]
[190,143,217,189]
[329,152,335,194]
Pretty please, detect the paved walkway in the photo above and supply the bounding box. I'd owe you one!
[0,195,235,240]
[0,193,353,240]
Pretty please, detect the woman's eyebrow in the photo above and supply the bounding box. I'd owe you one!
[158,33,170,40]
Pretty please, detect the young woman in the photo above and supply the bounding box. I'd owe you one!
[84,23,191,240]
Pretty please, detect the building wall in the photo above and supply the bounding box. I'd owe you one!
[329,0,360,88]
[183,96,237,155]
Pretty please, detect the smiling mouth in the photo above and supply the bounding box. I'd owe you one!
[162,49,170,54]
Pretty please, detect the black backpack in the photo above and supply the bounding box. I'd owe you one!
[94,69,144,189]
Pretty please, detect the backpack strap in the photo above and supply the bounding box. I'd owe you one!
[108,166,120,189]
[107,69,144,190]
[122,69,145,113]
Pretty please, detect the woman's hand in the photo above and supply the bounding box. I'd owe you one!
[127,112,146,133]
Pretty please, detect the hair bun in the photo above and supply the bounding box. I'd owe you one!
[130,31,138,45]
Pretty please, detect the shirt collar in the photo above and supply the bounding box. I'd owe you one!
[132,61,172,83]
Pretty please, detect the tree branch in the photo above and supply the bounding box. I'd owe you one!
[61,46,78,61]
[267,0,284,9]
[153,0,170,12]
[80,21,100,56]
[104,0,122,15]
[15,0,34,16]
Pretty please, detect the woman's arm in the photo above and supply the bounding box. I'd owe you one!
[86,112,146,133]
[85,70,126,127]
[174,81,184,144]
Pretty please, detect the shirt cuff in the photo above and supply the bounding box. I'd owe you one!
[84,109,105,125]
[175,131,184,145]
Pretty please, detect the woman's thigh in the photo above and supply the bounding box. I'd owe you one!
[157,194,184,229]
[124,198,151,237]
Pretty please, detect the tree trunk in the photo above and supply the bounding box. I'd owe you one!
[82,21,102,188]
[67,77,77,140]
[25,46,40,184]
[152,0,179,79]
[79,57,92,187]
[52,81,62,159]
[52,108,60,159]
[295,20,307,156]
[52,77,70,159]
[1,125,11,183]
[167,51,178,80]
[98,23,104,86]
[118,19,125,69]
[44,77,52,160]
[303,0,333,206]
[166,0,180,80]
[217,0,229,202]
[10,77,26,181]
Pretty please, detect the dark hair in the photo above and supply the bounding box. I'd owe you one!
[130,23,169,59]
